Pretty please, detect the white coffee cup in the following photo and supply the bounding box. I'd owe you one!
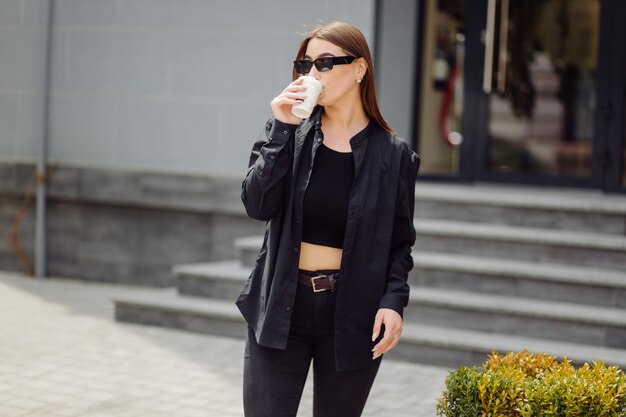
[291,76,323,119]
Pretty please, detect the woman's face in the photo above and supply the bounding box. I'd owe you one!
[302,37,365,107]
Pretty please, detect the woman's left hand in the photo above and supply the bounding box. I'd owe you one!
[371,308,403,360]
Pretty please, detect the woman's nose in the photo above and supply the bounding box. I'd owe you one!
[307,66,321,80]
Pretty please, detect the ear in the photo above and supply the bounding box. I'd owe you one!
[356,57,368,80]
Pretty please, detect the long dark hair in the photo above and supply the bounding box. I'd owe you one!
[292,21,395,134]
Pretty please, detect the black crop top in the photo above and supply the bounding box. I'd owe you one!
[301,142,355,248]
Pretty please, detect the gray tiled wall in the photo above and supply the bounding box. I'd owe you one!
[0,0,375,175]
[376,0,420,139]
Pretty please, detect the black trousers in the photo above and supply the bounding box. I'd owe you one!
[243,278,382,417]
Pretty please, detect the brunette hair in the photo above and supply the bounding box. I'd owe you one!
[292,21,395,134]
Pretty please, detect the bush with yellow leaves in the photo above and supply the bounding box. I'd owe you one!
[436,350,626,417]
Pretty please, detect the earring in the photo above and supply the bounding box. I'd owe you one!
[356,78,362,84]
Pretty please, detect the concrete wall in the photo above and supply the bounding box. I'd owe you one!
[0,160,265,284]
[376,0,420,140]
[0,0,375,176]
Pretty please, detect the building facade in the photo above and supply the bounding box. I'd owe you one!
[0,0,624,282]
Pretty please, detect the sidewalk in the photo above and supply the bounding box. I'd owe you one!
[0,270,450,417]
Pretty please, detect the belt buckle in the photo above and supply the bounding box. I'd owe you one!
[310,275,326,292]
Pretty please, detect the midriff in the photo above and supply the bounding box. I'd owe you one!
[298,241,343,271]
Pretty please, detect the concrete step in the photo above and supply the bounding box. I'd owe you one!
[406,288,626,348]
[414,219,626,269]
[173,260,249,300]
[235,219,626,272]
[394,322,626,369]
[411,252,626,308]
[174,252,626,309]
[113,289,626,369]
[114,289,246,338]
[170,257,626,347]
[414,183,626,235]
[234,236,263,268]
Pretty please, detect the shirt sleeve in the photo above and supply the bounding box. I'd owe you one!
[378,143,420,318]
[241,117,299,221]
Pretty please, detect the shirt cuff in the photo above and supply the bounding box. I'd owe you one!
[267,118,299,145]
[378,294,405,319]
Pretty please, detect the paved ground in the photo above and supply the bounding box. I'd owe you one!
[0,270,450,417]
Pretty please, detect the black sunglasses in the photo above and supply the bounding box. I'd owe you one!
[293,56,357,75]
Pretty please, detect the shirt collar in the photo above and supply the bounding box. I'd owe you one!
[349,119,373,147]
[310,106,372,147]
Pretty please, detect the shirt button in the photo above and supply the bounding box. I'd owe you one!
[269,155,275,160]
[283,130,288,135]
[285,306,292,312]
[317,138,322,142]
[293,247,299,253]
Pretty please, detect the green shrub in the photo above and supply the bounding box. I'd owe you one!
[436,351,626,417]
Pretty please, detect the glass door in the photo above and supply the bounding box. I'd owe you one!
[415,0,467,177]
[478,0,602,184]
[416,0,625,191]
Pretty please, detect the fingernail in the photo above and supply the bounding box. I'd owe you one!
[372,334,377,342]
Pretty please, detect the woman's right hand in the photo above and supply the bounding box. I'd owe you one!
[271,77,307,125]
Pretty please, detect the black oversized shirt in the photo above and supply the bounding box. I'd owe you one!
[236,107,420,371]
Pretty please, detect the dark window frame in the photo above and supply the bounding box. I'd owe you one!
[400,0,626,193]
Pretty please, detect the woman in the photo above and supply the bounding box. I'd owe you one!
[237,21,420,417]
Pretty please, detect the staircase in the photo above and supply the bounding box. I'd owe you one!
[114,183,626,368]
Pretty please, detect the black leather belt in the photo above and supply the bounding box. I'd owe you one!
[297,270,340,292]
